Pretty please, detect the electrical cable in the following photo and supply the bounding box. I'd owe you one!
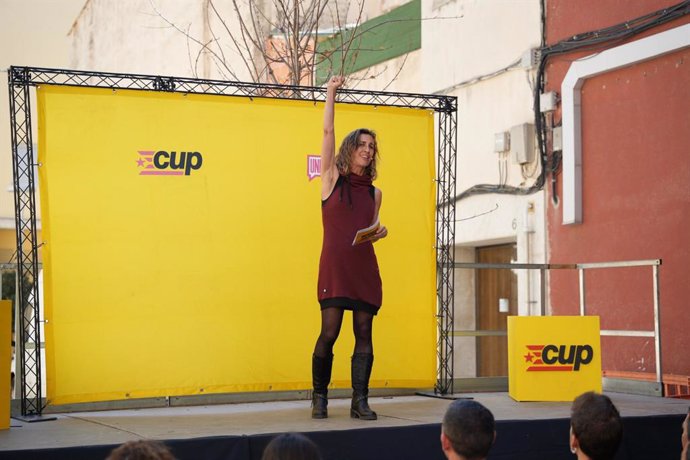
[450,0,690,205]
[434,58,522,95]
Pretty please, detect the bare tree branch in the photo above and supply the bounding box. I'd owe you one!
[382,51,410,91]
[204,2,228,71]
[149,0,437,91]
[339,0,365,76]
[227,0,265,81]
[148,0,240,80]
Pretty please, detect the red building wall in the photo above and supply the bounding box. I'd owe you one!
[545,1,690,383]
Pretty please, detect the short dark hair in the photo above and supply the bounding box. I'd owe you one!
[261,433,322,460]
[571,392,623,460]
[442,400,495,460]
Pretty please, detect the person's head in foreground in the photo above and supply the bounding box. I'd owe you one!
[570,392,623,460]
[441,399,496,460]
[106,439,176,460]
[261,432,323,460]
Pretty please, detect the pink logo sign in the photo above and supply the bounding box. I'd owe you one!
[307,155,321,180]
[137,150,203,176]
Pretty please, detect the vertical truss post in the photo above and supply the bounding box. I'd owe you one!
[8,67,43,416]
[435,98,457,395]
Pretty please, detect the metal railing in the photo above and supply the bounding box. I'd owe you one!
[453,258,663,394]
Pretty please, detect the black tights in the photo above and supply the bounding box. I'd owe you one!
[313,307,373,357]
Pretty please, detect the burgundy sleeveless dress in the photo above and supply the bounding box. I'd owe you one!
[318,173,382,315]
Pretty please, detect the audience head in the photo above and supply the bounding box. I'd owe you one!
[569,392,622,460]
[106,440,176,460]
[682,406,689,460]
[441,399,496,460]
[261,432,322,460]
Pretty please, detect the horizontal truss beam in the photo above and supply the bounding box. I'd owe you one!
[10,66,457,113]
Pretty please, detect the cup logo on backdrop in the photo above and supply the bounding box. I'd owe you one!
[137,150,204,176]
[307,155,321,180]
[523,344,594,372]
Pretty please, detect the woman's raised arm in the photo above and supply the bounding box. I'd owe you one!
[321,75,344,199]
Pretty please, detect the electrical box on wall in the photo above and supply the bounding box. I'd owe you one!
[539,92,558,112]
[494,131,510,153]
[552,126,563,152]
[520,48,540,69]
[510,123,535,164]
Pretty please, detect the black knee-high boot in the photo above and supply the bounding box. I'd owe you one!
[312,354,333,419]
[350,353,377,420]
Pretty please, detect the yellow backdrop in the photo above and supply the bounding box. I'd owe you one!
[37,85,436,405]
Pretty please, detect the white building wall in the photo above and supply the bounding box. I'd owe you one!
[348,51,422,92]
[0,0,85,235]
[70,0,317,81]
[70,1,216,78]
[423,0,541,92]
[421,0,546,379]
[0,0,87,400]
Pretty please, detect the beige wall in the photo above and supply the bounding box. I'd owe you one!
[70,1,212,78]
[0,0,86,259]
[420,0,546,377]
[0,0,83,400]
[453,246,477,377]
[348,50,422,92]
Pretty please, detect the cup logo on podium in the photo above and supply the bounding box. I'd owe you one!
[508,316,602,401]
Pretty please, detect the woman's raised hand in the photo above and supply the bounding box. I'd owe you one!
[327,75,345,92]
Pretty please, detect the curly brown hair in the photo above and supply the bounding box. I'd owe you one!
[106,440,176,460]
[335,128,379,179]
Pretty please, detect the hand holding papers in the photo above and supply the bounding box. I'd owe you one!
[352,219,380,246]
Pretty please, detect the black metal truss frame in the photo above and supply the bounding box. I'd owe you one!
[435,102,457,395]
[7,66,457,414]
[8,67,42,417]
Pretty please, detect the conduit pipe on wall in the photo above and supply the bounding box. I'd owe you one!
[561,23,690,224]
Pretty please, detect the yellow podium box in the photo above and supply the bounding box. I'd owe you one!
[0,300,10,430]
[508,316,602,402]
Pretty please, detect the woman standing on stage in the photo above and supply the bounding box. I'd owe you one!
[311,75,388,420]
